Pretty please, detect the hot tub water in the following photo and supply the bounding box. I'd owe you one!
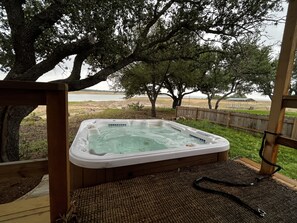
[88,125,205,155]
[69,119,229,168]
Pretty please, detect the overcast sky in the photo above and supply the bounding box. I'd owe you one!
[260,1,288,55]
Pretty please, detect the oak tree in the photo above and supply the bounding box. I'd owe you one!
[0,0,282,161]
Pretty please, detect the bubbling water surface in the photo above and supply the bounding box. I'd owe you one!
[88,125,204,155]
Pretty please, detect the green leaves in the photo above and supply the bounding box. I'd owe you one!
[0,0,283,86]
[194,37,275,109]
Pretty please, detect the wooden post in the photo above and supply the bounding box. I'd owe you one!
[226,112,231,128]
[291,118,297,139]
[47,89,70,222]
[195,108,199,120]
[0,81,70,222]
[260,0,297,174]
[175,106,178,119]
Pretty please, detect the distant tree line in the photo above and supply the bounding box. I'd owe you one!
[113,36,284,116]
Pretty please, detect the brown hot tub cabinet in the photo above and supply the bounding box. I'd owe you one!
[70,151,228,190]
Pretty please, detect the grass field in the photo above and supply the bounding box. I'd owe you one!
[232,109,297,118]
[19,97,297,179]
[177,119,297,179]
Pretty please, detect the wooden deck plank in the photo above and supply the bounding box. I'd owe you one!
[1,211,49,223]
[0,159,48,179]
[0,196,50,223]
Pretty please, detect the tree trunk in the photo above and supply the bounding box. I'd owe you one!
[207,95,212,109]
[177,96,183,107]
[0,106,35,162]
[151,101,157,117]
[172,97,179,109]
[214,99,221,110]
[172,95,184,109]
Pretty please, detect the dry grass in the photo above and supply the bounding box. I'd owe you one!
[20,97,272,160]
[32,96,272,117]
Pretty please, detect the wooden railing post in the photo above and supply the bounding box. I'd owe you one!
[291,118,297,139]
[260,0,297,174]
[47,89,70,222]
[0,81,70,222]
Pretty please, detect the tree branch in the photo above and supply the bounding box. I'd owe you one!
[134,0,175,53]
[160,92,174,99]
[21,38,95,81]
[2,0,36,74]
[3,0,67,78]
[66,49,94,81]
[2,0,25,43]
[144,21,187,50]
[182,89,199,97]
[26,1,67,41]
[60,54,136,91]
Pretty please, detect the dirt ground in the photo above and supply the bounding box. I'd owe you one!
[0,96,272,204]
[0,176,43,204]
[31,96,273,118]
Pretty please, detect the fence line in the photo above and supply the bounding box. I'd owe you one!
[176,106,297,139]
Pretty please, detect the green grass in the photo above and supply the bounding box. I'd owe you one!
[177,119,297,179]
[20,107,296,179]
[233,109,297,118]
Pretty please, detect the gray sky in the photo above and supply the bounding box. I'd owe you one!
[260,1,288,56]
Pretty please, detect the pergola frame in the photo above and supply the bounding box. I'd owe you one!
[260,0,297,174]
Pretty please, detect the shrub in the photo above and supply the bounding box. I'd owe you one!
[127,102,144,111]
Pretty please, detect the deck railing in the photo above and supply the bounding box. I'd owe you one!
[0,81,69,223]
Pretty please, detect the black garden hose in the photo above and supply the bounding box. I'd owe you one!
[193,176,266,218]
[258,130,282,175]
[193,130,283,218]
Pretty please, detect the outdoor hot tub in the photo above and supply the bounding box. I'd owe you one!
[69,119,229,189]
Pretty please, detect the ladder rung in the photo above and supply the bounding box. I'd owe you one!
[276,136,297,149]
[282,95,297,108]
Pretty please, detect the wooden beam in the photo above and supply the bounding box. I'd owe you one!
[0,89,46,105]
[276,136,297,149]
[0,80,66,91]
[0,159,48,179]
[282,95,297,108]
[0,81,67,105]
[260,0,297,174]
[46,88,70,223]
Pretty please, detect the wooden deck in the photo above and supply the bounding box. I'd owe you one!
[0,196,49,223]
[0,159,296,223]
